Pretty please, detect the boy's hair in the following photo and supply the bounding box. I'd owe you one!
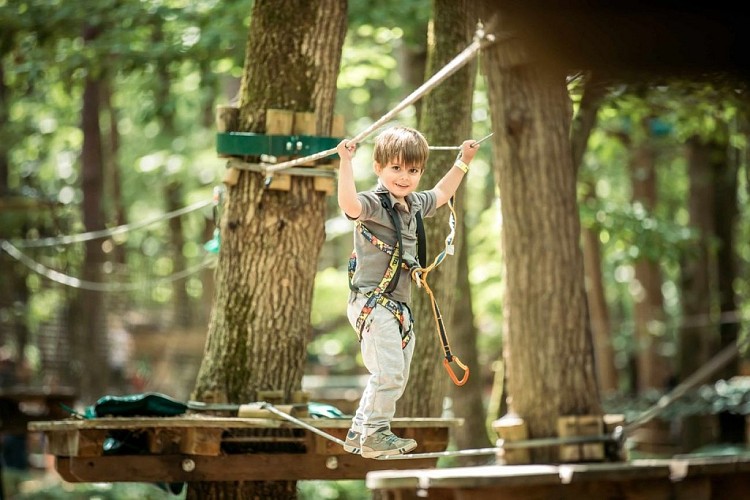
[373,126,429,168]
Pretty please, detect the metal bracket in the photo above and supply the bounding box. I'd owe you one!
[216,132,341,158]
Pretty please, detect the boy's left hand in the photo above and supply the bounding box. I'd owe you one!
[460,139,479,164]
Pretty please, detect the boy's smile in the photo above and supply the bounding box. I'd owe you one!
[375,160,424,203]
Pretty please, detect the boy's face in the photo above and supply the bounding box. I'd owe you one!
[374,157,424,201]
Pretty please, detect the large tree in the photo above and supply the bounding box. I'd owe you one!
[189,1,347,498]
[480,3,600,462]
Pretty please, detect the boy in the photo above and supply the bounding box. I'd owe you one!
[336,125,479,458]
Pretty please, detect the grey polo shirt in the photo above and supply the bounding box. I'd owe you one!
[349,187,438,304]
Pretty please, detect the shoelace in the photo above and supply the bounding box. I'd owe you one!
[381,431,402,445]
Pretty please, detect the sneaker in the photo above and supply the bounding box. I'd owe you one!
[361,427,417,459]
[343,429,361,454]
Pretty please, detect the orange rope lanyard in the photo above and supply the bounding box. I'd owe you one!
[411,194,469,387]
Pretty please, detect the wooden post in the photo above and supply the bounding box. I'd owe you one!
[216,105,241,186]
[492,413,530,465]
[293,112,317,166]
[216,105,239,134]
[265,109,294,190]
[557,415,605,462]
[331,114,345,169]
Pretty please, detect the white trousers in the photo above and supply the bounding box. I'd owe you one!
[347,293,415,438]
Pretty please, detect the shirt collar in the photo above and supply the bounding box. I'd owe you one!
[375,183,413,212]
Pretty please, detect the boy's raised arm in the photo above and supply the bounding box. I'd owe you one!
[433,139,479,208]
[337,140,362,219]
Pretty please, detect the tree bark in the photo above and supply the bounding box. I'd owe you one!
[189,1,346,498]
[571,74,618,394]
[480,3,601,462]
[628,126,671,393]
[714,131,743,443]
[400,0,476,420]
[679,136,719,451]
[72,23,109,403]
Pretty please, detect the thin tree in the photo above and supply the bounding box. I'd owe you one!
[189,1,346,498]
[400,0,477,420]
[71,22,110,402]
[571,74,619,394]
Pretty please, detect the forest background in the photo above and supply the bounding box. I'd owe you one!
[1,0,750,498]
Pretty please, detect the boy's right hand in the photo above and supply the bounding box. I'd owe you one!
[337,139,356,162]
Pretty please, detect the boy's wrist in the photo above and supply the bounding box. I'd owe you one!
[454,159,469,174]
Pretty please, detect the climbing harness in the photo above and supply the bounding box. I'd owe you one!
[349,191,425,349]
[348,133,493,386]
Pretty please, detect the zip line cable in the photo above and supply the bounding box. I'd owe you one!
[622,333,750,435]
[1,240,216,292]
[4,198,213,248]
[0,194,220,291]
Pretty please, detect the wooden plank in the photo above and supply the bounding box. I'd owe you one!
[45,429,108,457]
[314,176,336,195]
[55,453,439,483]
[557,415,604,462]
[223,163,241,186]
[330,114,345,169]
[29,416,461,433]
[216,105,239,133]
[179,427,223,455]
[148,428,180,454]
[492,415,530,464]
[293,112,317,166]
[265,109,294,190]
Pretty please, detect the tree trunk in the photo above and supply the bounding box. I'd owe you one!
[189,1,346,498]
[715,132,743,443]
[0,63,8,193]
[450,197,493,463]
[399,0,475,419]
[102,78,127,266]
[571,74,618,394]
[628,128,671,393]
[679,136,719,451]
[480,3,601,462]
[75,24,109,402]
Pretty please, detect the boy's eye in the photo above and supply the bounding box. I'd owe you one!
[409,168,420,175]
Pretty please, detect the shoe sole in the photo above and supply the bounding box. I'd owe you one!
[361,441,417,459]
[343,444,361,454]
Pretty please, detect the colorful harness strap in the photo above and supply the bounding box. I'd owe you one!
[348,226,413,348]
[348,192,418,349]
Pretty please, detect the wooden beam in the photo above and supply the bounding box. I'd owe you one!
[55,453,439,482]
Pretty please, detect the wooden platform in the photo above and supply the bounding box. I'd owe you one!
[28,415,461,482]
[366,455,750,500]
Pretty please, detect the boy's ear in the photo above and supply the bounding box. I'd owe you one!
[373,161,382,174]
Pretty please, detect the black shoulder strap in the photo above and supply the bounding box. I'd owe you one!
[416,211,427,269]
[377,192,402,294]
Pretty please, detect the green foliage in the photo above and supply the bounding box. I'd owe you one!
[298,480,368,500]
[11,480,184,499]
[603,377,750,422]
